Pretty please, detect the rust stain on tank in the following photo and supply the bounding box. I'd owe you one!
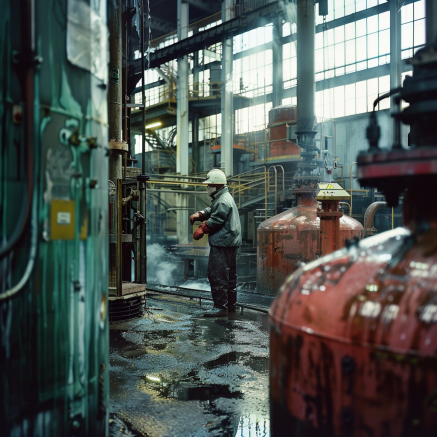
[269,227,437,437]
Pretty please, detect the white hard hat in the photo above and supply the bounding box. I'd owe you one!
[203,168,227,185]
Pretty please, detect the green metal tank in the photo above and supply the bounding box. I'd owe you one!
[0,0,109,435]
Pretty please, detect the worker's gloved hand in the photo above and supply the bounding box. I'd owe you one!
[193,222,212,240]
[189,211,203,224]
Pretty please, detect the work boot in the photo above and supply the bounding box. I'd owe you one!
[227,305,238,313]
[203,307,228,317]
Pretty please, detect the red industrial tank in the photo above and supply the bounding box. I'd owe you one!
[257,188,363,295]
[269,23,437,435]
[269,199,437,437]
[268,105,301,158]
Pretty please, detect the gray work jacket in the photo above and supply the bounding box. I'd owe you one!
[202,186,242,247]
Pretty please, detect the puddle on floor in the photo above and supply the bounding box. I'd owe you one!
[110,294,271,436]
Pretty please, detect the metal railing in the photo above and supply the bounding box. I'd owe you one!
[189,82,222,98]
[267,165,285,216]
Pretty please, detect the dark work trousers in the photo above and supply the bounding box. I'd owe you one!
[207,246,239,309]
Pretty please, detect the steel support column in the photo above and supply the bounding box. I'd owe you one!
[272,15,283,108]
[192,112,200,173]
[108,0,123,182]
[177,0,189,176]
[221,0,234,177]
[390,0,402,148]
[177,0,190,244]
[192,51,200,173]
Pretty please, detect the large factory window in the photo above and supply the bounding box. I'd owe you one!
[315,0,387,23]
[401,0,426,59]
[235,102,272,135]
[233,26,273,54]
[315,11,390,81]
[283,41,297,90]
[233,48,273,96]
[315,75,389,119]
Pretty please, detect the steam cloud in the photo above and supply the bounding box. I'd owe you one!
[147,243,178,285]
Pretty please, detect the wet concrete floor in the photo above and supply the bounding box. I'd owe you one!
[109,294,270,437]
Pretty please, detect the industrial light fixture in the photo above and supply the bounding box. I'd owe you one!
[145,122,162,129]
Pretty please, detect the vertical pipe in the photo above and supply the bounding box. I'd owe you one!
[108,0,123,182]
[221,0,234,176]
[177,0,189,176]
[140,0,147,284]
[117,179,123,296]
[124,0,130,156]
[192,112,199,173]
[296,0,315,134]
[272,15,283,108]
[140,0,146,174]
[426,0,437,46]
[0,0,36,260]
[390,0,402,149]
[192,50,200,173]
[296,0,318,180]
[350,161,356,217]
[265,168,267,220]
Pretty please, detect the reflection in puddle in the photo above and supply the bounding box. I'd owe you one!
[110,297,270,436]
[237,414,269,437]
[143,371,242,401]
[204,352,268,373]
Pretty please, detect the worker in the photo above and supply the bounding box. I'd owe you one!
[189,169,242,317]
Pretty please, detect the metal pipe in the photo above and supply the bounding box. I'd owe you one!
[334,120,337,161]
[147,189,208,195]
[274,165,285,194]
[117,179,123,296]
[1,192,38,299]
[268,166,278,215]
[364,201,387,233]
[139,0,147,284]
[140,0,146,175]
[349,162,357,217]
[339,201,351,216]
[390,0,402,149]
[108,0,123,182]
[426,0,437,46]
[265,167,267,220]
[295,0,318,180]
[296,0,315,134]
[0,0,36,259]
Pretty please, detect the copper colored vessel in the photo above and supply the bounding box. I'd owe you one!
[268,105,300,158]
[257,189,363,295]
